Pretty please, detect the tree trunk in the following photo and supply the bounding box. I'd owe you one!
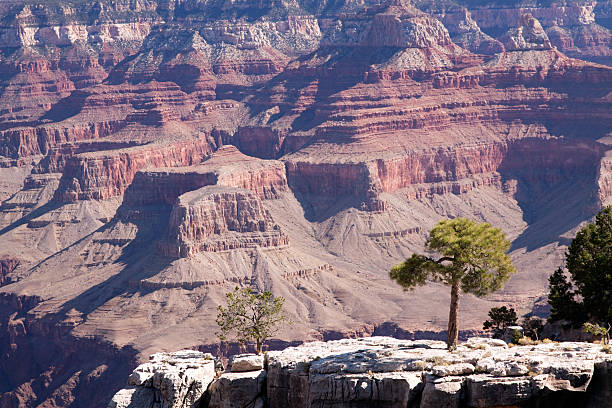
[256,339,263,355]
[447,282,460,350]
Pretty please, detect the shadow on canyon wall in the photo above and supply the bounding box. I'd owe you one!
[498,136,607,252]
[57,205,176,317]
[0,292,139,408]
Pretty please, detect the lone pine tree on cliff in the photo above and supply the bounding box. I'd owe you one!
[390,218,517,350]
[216,286,290,355]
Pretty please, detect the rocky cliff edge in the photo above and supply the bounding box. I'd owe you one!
[109,336,612,408]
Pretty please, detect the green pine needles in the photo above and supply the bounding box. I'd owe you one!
[216,286,291,355]
[548,207,612,331]
[390,218,516,350]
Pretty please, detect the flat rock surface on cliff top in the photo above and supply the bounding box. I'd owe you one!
[111,337,612,408]
[267,337,612,408]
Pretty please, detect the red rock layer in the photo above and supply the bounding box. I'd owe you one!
[285,137,605,214]
[234,127,288,160]
[54,136,216,202]
[123,145,289,207]
[0,79,214,161]
[0,120,123,160]
[285,161,386,212]
[374,138,605,193]
[34,141,142,174]
[159,186,289,257]
[0,54,75,129]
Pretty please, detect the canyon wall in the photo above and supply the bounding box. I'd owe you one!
[159,186,289,257]
[0,293,137,408]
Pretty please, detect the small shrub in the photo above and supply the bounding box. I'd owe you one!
[411,360,428,370]
[426,356,447,365]
[216,286,291,355]
[483,306,518,339]
[583,322,611,345]
[518,337,538,346]
[511,328,523,344]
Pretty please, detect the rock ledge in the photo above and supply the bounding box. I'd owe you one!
[109,337,612,408]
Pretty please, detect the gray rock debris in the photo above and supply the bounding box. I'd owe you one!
[110,337,612,408]
[501,14,553,51]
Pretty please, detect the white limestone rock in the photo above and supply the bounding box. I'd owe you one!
[465,337,508,349]
[308,372,423,408]
[229,353,265,372]
[208,370,267,408]
[433,362,476,377]
[110,337,612,408]
[107,387,155,408]
[108,350,216,408]
[421,376,464,408]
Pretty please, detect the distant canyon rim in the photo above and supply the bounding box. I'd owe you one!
[0,0,611,407]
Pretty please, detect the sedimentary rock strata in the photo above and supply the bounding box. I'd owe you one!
[159,186,289,257]
[110,337,612,408]
[126,145,288,205]
[54,136,216,202]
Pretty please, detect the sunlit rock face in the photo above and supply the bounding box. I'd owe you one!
[0,0,611,406]
[110,337,612,408]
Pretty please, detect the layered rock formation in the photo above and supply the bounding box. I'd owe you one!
[110,337,612,408]
[430,0,612,65]
[0,0,611,406]
[159,186,289,257]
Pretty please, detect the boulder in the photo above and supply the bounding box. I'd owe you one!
[229,354,265,372]
[465,375,535,407]
[432,363,475,377]
[108,387,155,408]
[421,376,464,408]
[308,372,423,408]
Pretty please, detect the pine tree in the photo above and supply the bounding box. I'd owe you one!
[548,207,612,327]
[216,286,291,354]
[390,218,516,350]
